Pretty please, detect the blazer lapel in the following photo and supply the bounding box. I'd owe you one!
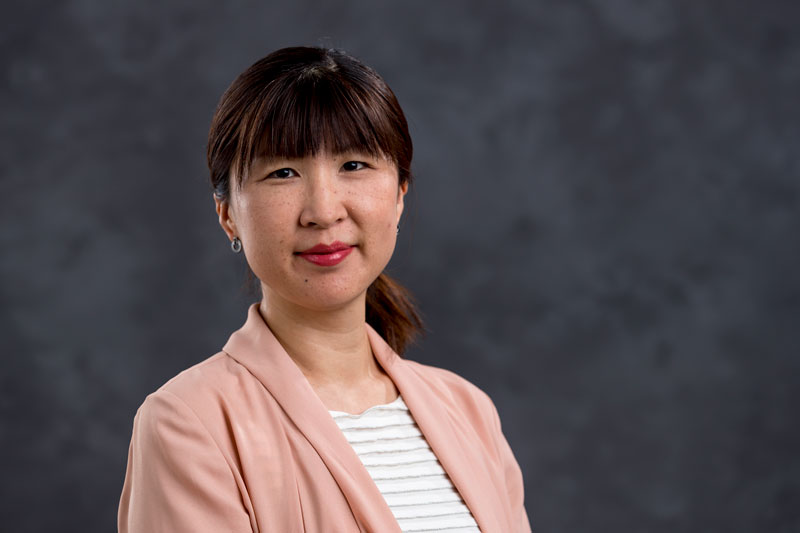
[367,326,505,533]
[222,305,402,533]
[222,304,504,532]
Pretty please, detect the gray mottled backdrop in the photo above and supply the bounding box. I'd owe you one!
[2,1,799,531]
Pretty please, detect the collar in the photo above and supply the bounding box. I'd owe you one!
[222,303,502,532]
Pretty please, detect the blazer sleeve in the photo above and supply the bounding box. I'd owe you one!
[118,390,253,533]
[489,400,532,533]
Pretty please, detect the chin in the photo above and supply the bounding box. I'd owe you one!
[295,293,365,313]
[288,278,370,311]
[261,266,383,313]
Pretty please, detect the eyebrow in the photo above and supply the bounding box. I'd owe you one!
[249,156,296,171]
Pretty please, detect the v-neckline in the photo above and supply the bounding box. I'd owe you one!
[222,304,502,532]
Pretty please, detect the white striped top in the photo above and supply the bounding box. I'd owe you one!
[329,395,481,533]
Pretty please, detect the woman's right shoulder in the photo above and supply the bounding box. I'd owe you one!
[120,352,259,532]
[134,350,262,427]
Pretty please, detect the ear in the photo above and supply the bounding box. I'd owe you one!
[396,181,409,225]
[214,194,238,242]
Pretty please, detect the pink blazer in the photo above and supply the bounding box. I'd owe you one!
[118,304,531,532]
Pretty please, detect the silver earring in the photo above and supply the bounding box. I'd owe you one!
[396,225,400,235]
[231,237,242,253]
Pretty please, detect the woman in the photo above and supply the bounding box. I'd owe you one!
[118,46,531,533]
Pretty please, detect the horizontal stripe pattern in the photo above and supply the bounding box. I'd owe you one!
[330,396,480,532]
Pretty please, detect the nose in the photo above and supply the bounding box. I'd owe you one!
[298,167,347,228]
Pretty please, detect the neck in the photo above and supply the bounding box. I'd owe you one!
[258,290,379,387]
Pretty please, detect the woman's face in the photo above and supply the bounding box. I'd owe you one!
[216,151,407,313]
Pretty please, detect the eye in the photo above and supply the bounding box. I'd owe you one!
[342,161,367,172]
[266,168,297,179]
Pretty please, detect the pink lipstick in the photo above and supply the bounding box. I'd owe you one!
[296,241,354,267]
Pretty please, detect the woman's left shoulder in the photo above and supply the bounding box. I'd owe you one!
[400,358,500,418]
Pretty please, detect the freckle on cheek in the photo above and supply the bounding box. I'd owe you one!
[304,279,308,283]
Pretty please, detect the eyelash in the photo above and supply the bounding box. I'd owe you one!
[342,161,368,171]
[267,168,297,179]
[265,161,368,179]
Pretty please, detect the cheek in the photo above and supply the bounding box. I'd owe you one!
[353,182,402,222]
[355,195,401,259]
[239,194,294,232]
[355,203,399,247]
[236,196,297,270]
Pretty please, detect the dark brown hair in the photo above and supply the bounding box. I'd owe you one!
[207,46,422,354]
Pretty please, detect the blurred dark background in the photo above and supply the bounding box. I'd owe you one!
[2,1,799,531]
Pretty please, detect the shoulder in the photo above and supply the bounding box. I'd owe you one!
[402,357,494,402]
[400,358,501,427]
[134,350,270,437]
[155,351,249,400]
[121,357,258,532]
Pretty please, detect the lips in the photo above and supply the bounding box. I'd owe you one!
[296,241,354,267]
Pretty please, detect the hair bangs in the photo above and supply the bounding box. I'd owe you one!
[236,73,400,185]
[210,46,413,199]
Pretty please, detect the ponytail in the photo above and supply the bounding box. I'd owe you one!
[366,273,423,355]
